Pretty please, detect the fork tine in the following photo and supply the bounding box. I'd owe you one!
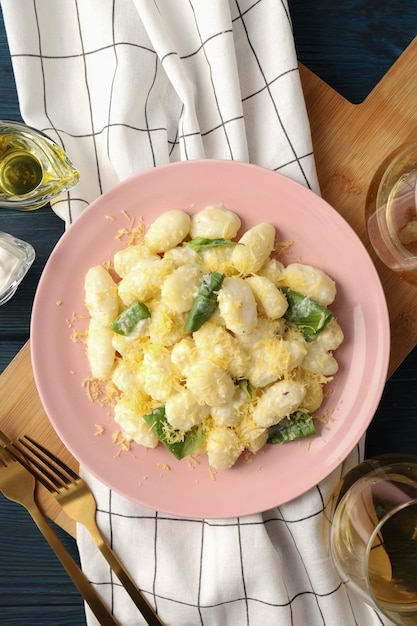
[0,430,16,452]
[0,431,36,473]
[0,431,27,462]
[22,436,79,481]
[0,431,58,492]
[19,436,73,487]
[0,446,14,466]
[17,440,64,492]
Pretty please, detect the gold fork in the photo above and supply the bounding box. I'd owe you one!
[0,432,164,626]
[0,447,120,625]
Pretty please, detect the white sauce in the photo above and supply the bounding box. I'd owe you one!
[0,244,20,292]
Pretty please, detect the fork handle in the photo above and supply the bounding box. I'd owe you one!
[84,518,164,626]
[25,502,120,626]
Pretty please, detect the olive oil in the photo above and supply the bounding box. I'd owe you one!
[0,120,79,210]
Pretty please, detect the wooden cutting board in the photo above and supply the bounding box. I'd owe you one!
[1,37,417,539]
[300,37,417,374]
[0,341,78,535]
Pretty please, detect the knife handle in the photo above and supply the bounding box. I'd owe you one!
[26,500,120,626]
[82,515,164,625]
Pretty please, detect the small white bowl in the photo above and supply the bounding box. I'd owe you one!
[0,232,35,305]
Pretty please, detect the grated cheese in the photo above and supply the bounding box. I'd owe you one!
[208,467,217,481]
[115,210,145,246]
[82,376,120,406]
[70,330,88,344]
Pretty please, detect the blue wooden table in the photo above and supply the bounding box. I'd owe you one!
[0,3,416,624]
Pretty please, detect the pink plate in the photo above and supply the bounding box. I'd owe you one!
[31,160,390,518]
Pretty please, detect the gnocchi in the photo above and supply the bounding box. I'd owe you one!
[86,317,116,379]
[217,277,257,336]
[231,222,275,274]
[85,265,119,326]
[190,205,241,239]
[144,209,191,253]
[281,263,336,306]
[84,206,343,470]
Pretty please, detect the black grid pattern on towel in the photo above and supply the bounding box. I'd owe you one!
[3,0,317,225]
[76,442,391,625]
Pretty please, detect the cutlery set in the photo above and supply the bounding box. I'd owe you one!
[0,431,164,626]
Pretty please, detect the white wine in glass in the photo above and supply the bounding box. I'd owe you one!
[331,455,417,625]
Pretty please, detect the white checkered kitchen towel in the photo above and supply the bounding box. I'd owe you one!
[2,1,394,625]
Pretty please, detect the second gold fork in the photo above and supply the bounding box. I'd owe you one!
[0,432,164,626]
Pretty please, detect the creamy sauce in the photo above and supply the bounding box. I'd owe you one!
[0,244,20,292]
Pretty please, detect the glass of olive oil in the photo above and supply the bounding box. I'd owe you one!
[0,120,79,210]
[330,455,417,625]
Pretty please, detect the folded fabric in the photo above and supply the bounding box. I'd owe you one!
[2,1,394,624]
[2,0,319,226]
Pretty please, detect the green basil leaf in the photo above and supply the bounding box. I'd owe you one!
[183,237,240,252]
[238,378,252,398]
[111,300,151,336]
[267,411,316,444]
[184,272,224,332]
[281,288,333,342]
[143,406,205,460]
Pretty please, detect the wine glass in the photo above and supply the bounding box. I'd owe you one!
[365,143,417,285]
[330,454,417,625]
